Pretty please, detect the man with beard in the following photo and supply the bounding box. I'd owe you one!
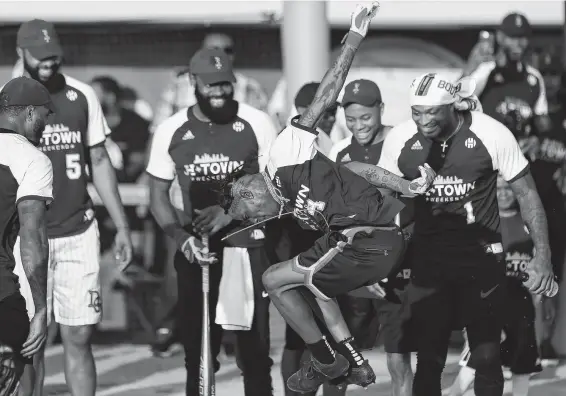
[146,47,278,396]
[466,13,549,138]
[0,77,53,396]
[329,79,415,396]
[377,73,556,396]
[12,20,133,396]
[151,32,268,132]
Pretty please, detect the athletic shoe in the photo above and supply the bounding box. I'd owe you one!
[287,353,350,393]
[329,359,376,388]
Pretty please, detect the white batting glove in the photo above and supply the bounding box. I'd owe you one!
[349,2,379,38]
[408,163,436,195]
[181,236,217,266]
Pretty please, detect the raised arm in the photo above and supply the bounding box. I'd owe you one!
[297,2,379,128]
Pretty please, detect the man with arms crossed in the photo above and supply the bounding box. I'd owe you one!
[13,20,133,396]
[220,3,436,392]
[329,79,415,396]
[377,73,556,396]
[0,77,53,396]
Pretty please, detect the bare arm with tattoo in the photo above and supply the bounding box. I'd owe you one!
[17,200,49,312]
[297,3,379,129]
[343,161,436,196]
[509,172,555,294]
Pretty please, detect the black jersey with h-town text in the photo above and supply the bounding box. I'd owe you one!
[377,111,529,250]
[146,103,277,227]
[36,74,111,238]
[267,117,404,233]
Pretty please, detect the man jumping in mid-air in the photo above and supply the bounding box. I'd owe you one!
[206,2,436,393]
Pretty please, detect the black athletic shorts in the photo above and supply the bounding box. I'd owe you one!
[0,292,31,363]
[465,280,541,375]
[295,226,406,300]
[404,241,507,331]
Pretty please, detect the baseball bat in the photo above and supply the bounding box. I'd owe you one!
[199,234,215,396]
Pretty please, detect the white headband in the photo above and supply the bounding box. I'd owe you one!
[409,73,481,111]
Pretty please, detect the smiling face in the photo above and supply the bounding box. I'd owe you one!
[411,104,454,139]
[345,103,383,145]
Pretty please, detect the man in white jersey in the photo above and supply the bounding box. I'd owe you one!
[0,77,53,396]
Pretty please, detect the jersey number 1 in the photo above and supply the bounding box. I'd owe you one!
[66,153,82,180]
[463,201,476,224]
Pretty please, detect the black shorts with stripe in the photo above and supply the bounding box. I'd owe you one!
[294,226,406,301]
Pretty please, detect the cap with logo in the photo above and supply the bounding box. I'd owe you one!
[499,12,532,38]
[0,76,55,111]
[17,19,63,61]
[341,79,382,107]
[189,48,236,85]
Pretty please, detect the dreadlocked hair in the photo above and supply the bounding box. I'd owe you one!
[204,154,260,214]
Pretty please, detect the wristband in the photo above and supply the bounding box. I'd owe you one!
[345,31,364,49]
[163,224,194,250]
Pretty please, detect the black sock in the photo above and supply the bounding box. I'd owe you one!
[307,336,336,364]
[336,337,364,367]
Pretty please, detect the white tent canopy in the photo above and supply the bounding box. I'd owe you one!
[0,0,563,26]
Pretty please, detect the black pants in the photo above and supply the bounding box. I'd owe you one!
[175,245,273,396]
[407,248,507,396]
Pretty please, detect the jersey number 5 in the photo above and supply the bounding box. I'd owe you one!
[66,153,82,180]
[463,201,476,224]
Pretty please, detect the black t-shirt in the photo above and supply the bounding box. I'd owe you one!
[110,109,150,182]
[471,61,547,139]
[331,134,415,228]
[529,109,566,198]
[266,117,404,233]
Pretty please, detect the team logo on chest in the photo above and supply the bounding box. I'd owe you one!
[182,130,195,140]
[40,124,82,152]
[464,138,476,149]
[293,184,324,230]
[183,153,244,182]
[425,175,476,203]
[66,90,78,101]
[232,121,245,132]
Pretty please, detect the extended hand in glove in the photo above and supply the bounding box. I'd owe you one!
[408,163,436,195]
[181,236,218,266]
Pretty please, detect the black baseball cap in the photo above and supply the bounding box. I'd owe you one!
[0,77,55,111]
[341,79,382,107]
[189,48,236,85]
[500,13,532,38]
[17,20,63,61]
[294,82,319,108]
